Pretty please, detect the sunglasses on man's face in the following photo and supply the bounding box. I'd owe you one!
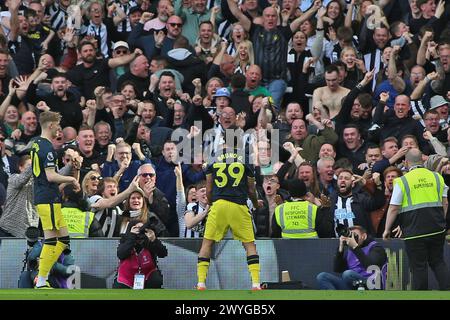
[140,173,156,178]
[115,49,128,54]
[168,23,182,28]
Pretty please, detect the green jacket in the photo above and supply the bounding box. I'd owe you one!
[245,86,272,98]
[175,0,223,45]
[289,127,338,163]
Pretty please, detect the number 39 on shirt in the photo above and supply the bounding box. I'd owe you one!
[213,163,244,187]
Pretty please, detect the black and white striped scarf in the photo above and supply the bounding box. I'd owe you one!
[364,48,382,92]
[334,196,355,237]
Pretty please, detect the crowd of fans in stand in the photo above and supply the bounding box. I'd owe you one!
[0,0,448,241]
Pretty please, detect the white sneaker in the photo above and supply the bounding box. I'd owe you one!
[196,283,207,291]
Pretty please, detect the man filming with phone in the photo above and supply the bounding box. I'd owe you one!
[316,225,387,290]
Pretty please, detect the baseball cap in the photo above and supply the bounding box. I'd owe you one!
[287,179,307,198]
[429,95,449,110]
[213,87,230,99]
[113,41,129,51]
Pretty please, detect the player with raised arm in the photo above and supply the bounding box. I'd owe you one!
[196,142,261,290]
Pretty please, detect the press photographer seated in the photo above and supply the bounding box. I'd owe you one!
[316,225,387,290]
[19,227,76,289]
[113,221,168,289]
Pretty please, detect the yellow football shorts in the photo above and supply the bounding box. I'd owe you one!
[204,199,255,243]
[36,203,67,231]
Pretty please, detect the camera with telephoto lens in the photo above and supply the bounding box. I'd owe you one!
[136,221,154,240]
[25,227,40,247]
[136,226,148,240]
[22,227,41,273]
[353,279,366,290]
[336,224,359,243]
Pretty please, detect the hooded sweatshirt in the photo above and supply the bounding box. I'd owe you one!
[166,48,207,96]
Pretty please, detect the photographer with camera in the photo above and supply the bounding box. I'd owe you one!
[316,225,387,290]
[113,220,168,289]
[19,227,76,289]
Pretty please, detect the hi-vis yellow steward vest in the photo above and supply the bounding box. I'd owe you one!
[275,201,318,238]
[61,207,95,238]
[394,167,446,240]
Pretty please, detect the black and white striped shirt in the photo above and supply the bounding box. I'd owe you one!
[226,41,237,56]
[89,195,122,238]
[209,0,232,41]
[183,202,207,238]
[410,99,427,127]
[81,22,109,58]
[217,19,232,40]
[47,2,67,31]
[114,0,137,33]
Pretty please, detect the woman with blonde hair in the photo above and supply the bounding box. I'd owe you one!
[0,80,22,138]
[234,40,254,75]
[340,46,365,83]
[82,170,103,198]
[0,104,22,138]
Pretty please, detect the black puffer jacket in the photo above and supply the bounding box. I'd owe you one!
[372,103,429,153]
[147,188,174,237]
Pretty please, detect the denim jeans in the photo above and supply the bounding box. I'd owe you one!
[265,79,287,111]
[316,270,366,290]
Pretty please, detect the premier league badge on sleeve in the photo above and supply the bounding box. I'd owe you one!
[47,152,54,161]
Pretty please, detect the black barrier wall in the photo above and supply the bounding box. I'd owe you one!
[1,238,449,289]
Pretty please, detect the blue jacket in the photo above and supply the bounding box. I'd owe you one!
[127,22,175,60]
[154,157,205,209]
[102,158,152,192]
